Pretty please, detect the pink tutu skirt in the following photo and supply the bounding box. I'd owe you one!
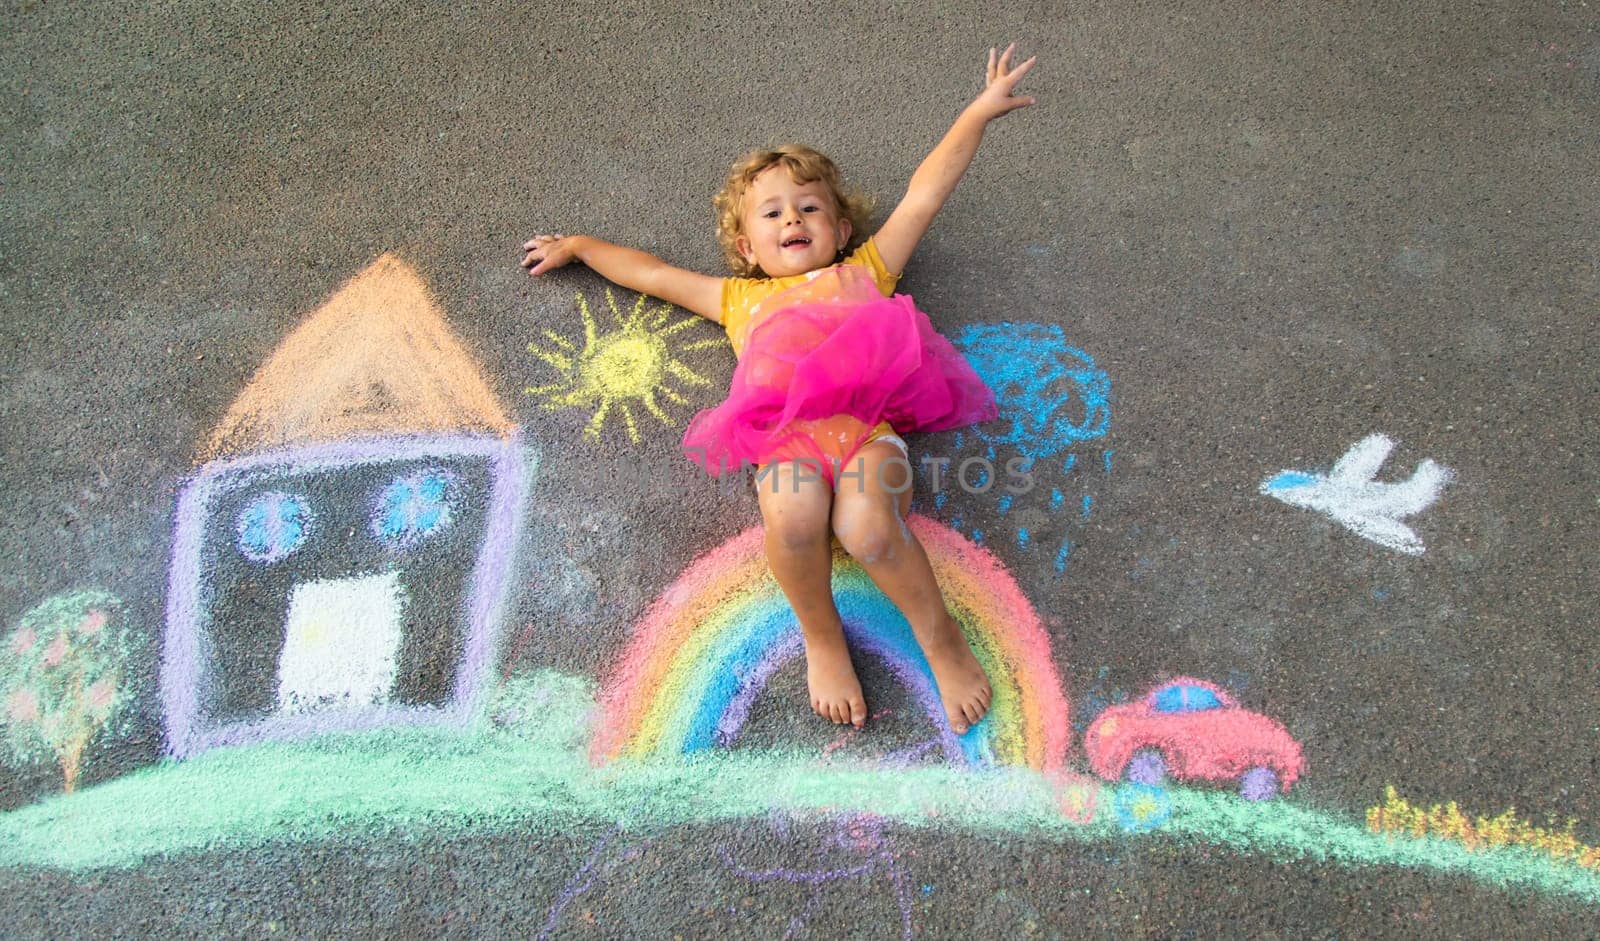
[682,264,997,481]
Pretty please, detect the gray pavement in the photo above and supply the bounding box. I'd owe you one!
[3,1,1598,937]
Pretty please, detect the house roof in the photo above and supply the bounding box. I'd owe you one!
[201,254,515,461]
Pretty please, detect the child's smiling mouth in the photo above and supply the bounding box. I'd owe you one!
[781,236,812,249]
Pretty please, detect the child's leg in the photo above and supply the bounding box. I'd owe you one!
[756,460,868,728]
[830,441,992,734]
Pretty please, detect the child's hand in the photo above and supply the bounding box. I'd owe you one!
[521,234,582,276]
[966,43,1037,123]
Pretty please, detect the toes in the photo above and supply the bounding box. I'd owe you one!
[831,702,847,724]
[849,698,867,729]
[949,710,968,735]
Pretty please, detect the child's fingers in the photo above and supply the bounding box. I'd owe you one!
[526,243,576,275]
[521,234,564,250]
[998,41,1017,73]
[1007,55,1038,85]
[986,46,997,83]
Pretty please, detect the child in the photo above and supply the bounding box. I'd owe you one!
[523,44,1038,736]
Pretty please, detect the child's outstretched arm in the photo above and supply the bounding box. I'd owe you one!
[874,43,1038,276]
[522,234,724,323]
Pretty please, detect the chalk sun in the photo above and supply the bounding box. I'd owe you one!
[525,288,719,443]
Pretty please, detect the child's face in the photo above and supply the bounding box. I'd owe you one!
[736,165,852,278]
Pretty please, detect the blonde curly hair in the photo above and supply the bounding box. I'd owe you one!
[713,145,875,278]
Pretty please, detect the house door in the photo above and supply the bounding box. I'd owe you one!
[276,571,405,714]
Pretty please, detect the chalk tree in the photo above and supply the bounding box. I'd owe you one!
[2,589,140,794]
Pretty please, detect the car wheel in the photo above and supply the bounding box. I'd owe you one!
[1125,748,1167,786]
[1239,766,1279,801]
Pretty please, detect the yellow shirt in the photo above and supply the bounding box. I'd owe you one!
[719,238,901,359]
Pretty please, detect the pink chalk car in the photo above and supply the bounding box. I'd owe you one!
[1084,677,1304,800]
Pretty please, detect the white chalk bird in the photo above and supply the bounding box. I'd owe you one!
[1260,433,1452,555]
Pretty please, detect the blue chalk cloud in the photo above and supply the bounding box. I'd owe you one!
[955,323,1111,460]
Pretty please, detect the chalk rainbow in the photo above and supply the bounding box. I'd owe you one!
[592,515,1070,770]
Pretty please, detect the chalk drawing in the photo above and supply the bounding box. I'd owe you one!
[538,825,655,940]
[1049,768,1103,825]
[590,515,1072,771]
[1084,677,1303,800]
[0,270,1591,920]
[539,812,918,937]
[200,254,514,460]
[1114,782,1173,833]
[944,322,1112,573]
[720,813,914,940]
[276,573,405,715]
[2,590,141,793]
[235,491,313,563]
[4,669,1600,906]
[955,323,1110,458]
[1260,433,1452,555]
[525,287,719,443]
[1368,786,1600,870]
[372,468,457,547]
[162,255,530,758]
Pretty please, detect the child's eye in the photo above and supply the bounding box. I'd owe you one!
[764,210,781,218]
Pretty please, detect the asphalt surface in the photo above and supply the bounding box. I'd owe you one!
[3,1,1598,937]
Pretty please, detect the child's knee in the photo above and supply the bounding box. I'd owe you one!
[764,510,831,554]
[834,507,903,564]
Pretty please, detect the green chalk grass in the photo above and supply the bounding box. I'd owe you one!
[1,670,1596,907]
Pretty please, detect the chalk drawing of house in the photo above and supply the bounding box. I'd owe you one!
[161,255,530,758]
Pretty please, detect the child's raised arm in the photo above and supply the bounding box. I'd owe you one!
[873,43,1038,277]
[522,234,724,323]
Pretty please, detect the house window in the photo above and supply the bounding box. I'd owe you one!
[236,492,312,563]
[373,469,455,547]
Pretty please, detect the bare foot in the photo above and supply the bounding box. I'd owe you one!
[922,616,992,735]
[805,632,868,728]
